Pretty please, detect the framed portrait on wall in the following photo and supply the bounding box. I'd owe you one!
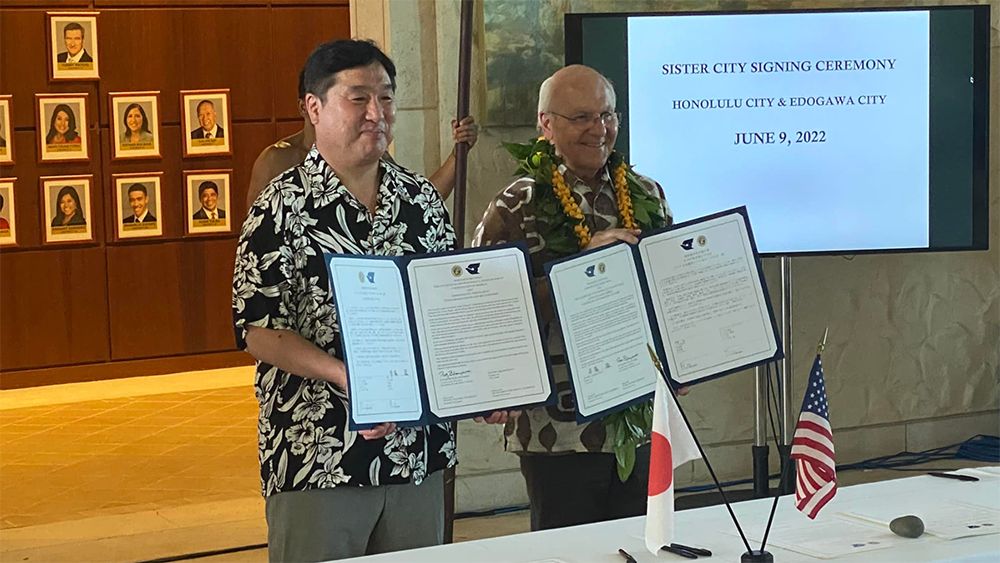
[184,169,231,235]
[0,96,12,165]
[47,12,100,81]
[41,174,94,244]
[109,92,161,160]
[112,173,163,240]
[180,89,232,158]
[36,93,90,163]
[0,178,17,247]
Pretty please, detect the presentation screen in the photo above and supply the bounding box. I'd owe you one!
[565,6,990,256]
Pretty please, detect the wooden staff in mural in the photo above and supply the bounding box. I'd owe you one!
[451,0,474,248]
[443,0,475,544]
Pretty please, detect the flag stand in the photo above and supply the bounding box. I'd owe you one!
[647,348,755,556]
[751,330,831,562]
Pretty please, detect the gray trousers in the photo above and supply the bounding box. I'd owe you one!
[264,471,444,562]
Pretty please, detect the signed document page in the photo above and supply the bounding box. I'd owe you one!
[548,243,657,419]
[638,212,778,384]
[407,246,550,419]
[327,257,424,426]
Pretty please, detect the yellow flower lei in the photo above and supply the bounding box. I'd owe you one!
[503,137,671,482]
[551,162,637,249]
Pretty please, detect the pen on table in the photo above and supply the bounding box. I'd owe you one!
[671,543,712,556]
[928,471,979,482]
[662,544,698,559]
[618,548,638,563]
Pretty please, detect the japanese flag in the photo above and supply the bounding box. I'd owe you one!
[645,376,701,555]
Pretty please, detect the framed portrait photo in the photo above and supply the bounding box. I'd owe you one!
[112,173,163,240]
[0,178,17,247]
[41,174,94,244]
[36,93,90,163]
[109,92,161,160]
[0,96,12,165]
[180,89,232,158]
[48,12,100,81]
[184,169,231,235]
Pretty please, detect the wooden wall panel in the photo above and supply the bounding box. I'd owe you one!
[275,119,304,140]
[226,121,277,218]
[100,123,184,240]
[0,11,104,130]
[0,2,350,386]
[96,1,266,6]
[96,10,186,125]
[272,0,348,5]
[0,130,103,251]
[97,121,274,244]
[0,247,111,371]
[1,351,253,390]
[180,8,273,121]
[270,6,353,119]
[1,130,45,248]
[0,1,88,10]
[107,239,236,360]
[0,10,47,129]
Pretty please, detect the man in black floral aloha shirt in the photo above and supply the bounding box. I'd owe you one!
[232,40,477,562]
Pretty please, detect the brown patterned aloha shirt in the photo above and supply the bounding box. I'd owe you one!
[471,164,672,455]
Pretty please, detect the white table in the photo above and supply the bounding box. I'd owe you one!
[344,470,1000,562]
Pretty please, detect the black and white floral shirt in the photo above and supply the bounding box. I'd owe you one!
[233,146,457,497]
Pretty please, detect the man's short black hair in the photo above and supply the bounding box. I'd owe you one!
[302,39,396,102]
[63,22,85,37]
[127,183,148,197]
[198,181,219,196]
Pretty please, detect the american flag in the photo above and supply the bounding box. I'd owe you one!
[790,354,836,519]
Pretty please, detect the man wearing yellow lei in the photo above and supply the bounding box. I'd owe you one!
[472,65,672,531]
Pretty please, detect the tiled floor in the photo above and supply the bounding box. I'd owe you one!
[1,386,259,529]
[0,368,530,562]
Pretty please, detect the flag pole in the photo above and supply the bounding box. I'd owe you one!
[758,330,832,557]
[646,346,754,555]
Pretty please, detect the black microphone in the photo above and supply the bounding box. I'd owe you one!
[889,515,925,538]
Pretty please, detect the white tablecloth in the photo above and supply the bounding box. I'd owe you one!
[344,469,1000,562]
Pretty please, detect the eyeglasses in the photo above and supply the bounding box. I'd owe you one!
[545,110,621,128]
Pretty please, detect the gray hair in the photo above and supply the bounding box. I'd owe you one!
[536,66,616,130]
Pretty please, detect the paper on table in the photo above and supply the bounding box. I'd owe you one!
[547,243,658,418]
[841,500,1000,540]
[732,518,910,559]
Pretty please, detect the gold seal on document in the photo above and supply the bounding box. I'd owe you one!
[697,235,707,247]
[451,265,462,277]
